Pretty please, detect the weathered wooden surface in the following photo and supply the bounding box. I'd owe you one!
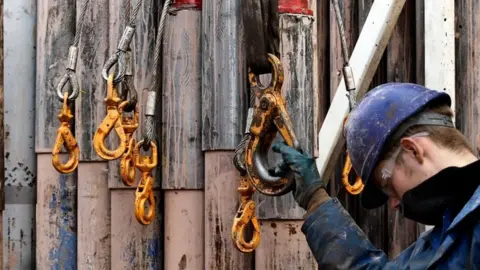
[201,0,246,151]
[4,1,37,268]
[75,0,108,162]
[311,0,319,158]
[455,3,480,154]
[164,190,204,270]
[255,14,315,220]
[110,190,162,269]
[327,0,359,219]
[36,155,77,269]
[77,163,111,269]
[162,9,203,189]
[35,0,77,269]
[204,152,253,270]
[315,0,331,157]
[255,221,317,269]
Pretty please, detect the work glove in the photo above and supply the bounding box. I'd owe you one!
[271,142,328,210]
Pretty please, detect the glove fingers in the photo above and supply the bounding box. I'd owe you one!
[272,141,290,153]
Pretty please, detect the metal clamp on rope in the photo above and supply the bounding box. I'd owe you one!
[120,106,139,186]
[56,46,80,102]
[120,49,138,113]
[102,26,136,83]
[134,140,157,225]
[52,92,80,174]
[244,53,300,196]
[93,73,129,160]
[341,115,364,195]
[232,176,261,253]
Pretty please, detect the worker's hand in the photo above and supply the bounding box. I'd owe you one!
[271,142,327,210]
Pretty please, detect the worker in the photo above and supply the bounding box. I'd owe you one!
[272,82,480,269]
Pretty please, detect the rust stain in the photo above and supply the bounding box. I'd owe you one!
[287,224,297,235]
[178,254,187,270]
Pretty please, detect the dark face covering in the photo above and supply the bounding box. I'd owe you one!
[399,159,480,226]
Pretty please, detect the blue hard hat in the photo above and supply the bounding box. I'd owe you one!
[344,82,452,209]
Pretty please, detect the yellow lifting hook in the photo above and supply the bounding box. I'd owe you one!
[342,114,364,195]
[52,92,80,174]
[134,140,158,225]
[244,53,300,196]
[120,107,139,186]
[93,73,129,160]
[232,176,261,253]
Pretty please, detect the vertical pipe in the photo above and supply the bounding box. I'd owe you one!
[255,1,317,268]
[106,0,163,268]
[35,0,77,268]
[162,1,204,269]
[4,1,36,269]
[75,0,111,268]
[202,0,251,269]
[0,1,4,268]
[424,5,455,233]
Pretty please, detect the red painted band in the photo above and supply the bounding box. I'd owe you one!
[278,0,313,16]
[173,0,201,9]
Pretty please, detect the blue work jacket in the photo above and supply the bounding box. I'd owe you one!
[301,186,480,269]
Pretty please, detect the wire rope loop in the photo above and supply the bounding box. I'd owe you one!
[56,71,80,102]
[102,52,127,83]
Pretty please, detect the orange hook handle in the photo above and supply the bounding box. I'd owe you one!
[52,92,80,174]
[93,73,128,160]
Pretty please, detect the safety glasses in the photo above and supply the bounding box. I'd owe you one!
[377,132,430,197]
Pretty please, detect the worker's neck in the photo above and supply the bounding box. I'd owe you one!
[430,147,478,172]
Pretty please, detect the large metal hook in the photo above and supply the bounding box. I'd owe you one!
[93,73,129,160]
[244,54,300,196]
[52,92,80,174]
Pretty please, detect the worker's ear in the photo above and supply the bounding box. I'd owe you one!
[399,137,424,165]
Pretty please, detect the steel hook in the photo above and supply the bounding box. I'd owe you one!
[120,107,139,186]
[342,114,364,195]
[133,140,158,225]
[244,53,300,196]
[52,92,80,174]
[93,73,128,160]
[231,177,260,253]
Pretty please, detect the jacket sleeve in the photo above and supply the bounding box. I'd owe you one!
[301,198,415,270]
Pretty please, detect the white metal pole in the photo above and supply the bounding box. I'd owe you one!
[315,0,407,183]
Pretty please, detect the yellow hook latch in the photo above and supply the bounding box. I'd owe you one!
[52,92,80,174]
[93,72,129,160]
